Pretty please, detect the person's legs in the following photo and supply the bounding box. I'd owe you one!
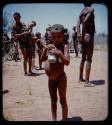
[27,49,33,73]
[48,79,58,121]
[19,42,28,75]
[39,52,42,69]
[84,36,95,87]
[22,50,28,75]
[58,73,68,120]
[85,37,94,82]
[79,45,87,82]
[73,41,78,57]
[28,58,32,73]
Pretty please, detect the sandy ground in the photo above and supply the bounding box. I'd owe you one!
[2,49,108,121]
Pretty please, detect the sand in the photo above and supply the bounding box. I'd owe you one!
[2,49,108,121]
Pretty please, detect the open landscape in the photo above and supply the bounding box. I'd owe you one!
[3,39,108,121]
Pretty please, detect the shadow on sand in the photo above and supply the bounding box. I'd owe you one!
[2,89,9,94]
[27,72,45,77]
[90,80,105,85]
[66,116,83,121]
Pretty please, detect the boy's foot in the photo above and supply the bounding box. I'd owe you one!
[84,82,95,87]
[24,72,28,76]
[39,67,44,70]
[79,78,86,83]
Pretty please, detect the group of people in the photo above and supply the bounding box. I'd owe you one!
[10,2,95,121]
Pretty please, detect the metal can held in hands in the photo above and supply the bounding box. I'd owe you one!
[48,53,57,63]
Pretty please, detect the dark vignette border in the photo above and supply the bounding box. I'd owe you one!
[0,0,111,125]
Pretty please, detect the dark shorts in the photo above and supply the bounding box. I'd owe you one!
[19,41,26,54]
[26,48,33,59]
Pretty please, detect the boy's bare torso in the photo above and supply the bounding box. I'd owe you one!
[44,44,64,80]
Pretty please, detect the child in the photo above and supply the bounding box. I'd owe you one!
[41,24,70,121]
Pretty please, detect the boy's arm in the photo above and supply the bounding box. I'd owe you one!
[40,48,48,62]
[60,44,70,66]
[83,7,94,23]
[50,44,70,66]
[76,14,81,39]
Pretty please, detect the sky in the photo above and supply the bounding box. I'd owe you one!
[3,3,108,36]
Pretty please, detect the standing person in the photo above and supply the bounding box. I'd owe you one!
[12,13,36,75]
[23,21,37,75]
[12,12,28,75]
[35,32,44,69]
[41,24,70,121]
[72,26,79,57]
[77,2,95,86]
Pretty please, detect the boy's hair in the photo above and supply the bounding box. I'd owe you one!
[13,12,21,17]
[84,2,92,7]
[64,28,68,33]
[72,26,76,31]
[50,24,65,33]
[31,21,36,26]
[35,32,41,37]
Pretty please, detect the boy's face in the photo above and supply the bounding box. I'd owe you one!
[51,32,64,45]
[13,15,20,22]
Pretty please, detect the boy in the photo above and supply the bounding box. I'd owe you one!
[77,2,95,86]
[41,24,70,121]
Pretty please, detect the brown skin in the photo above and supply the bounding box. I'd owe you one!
[41,31,70,121]
[76,6,95,82]
[13,17,36,74]
[12,14,28,74]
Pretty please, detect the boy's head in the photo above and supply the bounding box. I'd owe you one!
[50,24,65,45]
[84,2,92,7]
[64,28,68,33]
[29,21,36,27]
[72,26,76,31]
[13,12,21,22]
[35,32,41,38]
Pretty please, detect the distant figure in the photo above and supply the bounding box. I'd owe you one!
[77,2,95,86]
[2,31,10,61]
[64,28,69,44]
[35,32,44,69]
[41,24,70,120]
[45,26,52,45]
[72,26,79,57]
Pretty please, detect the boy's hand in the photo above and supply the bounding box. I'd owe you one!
[49,49,61,56]
[46,44,55,50]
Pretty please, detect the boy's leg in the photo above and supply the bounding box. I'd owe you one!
[58,73,68,120]
[85,41,94,83]
[79,45,86,82]
[28,50,33,73]
[48,79,58,121]
[22,49,28,75]
[39,53,42,69]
